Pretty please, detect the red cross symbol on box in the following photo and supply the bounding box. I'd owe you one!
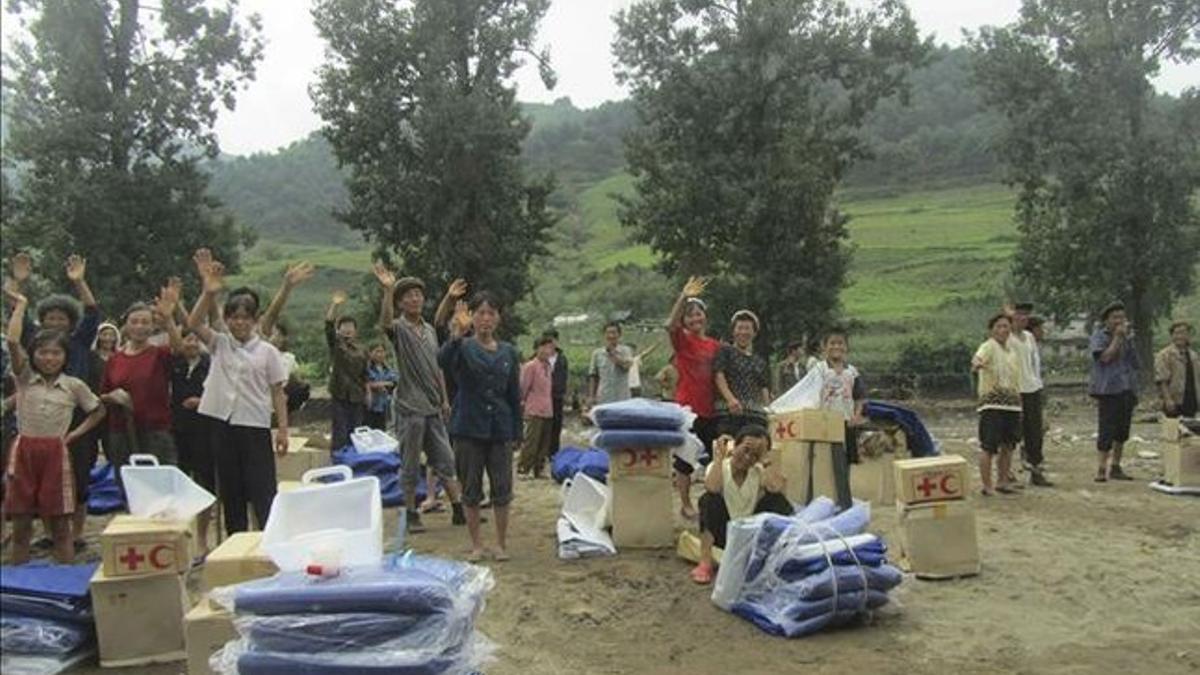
[119,547,146,571]
[639,449,658,467]
[916,473,960,499]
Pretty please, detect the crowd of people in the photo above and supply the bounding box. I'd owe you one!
[0,251,1193,570]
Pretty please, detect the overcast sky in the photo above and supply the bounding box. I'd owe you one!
[5,1,1198,155]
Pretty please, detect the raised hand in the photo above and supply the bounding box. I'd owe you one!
[682,275,708,298]
[10,252,32,286]
[372,261,396,289]
[166,276,183,302]
[3,283,27,306]
[448,278,468,299]
[193,248,214,278]
[65,254,87,283]
[284,261,316,288]
[450,299,471,337]
[204,261,226,294]
[156,282,180,317]
[331,290,348,306]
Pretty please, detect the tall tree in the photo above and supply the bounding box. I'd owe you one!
[3,0,262,313]
[613,0,929,349]
[311,0,557,337]
[971,0,1200,367]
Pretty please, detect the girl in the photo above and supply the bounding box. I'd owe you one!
[188,253,290,534]
[667,276,720,520]
[4,287,106,563]
[972,313,1022,495]
[100,289,183,479]
[810,329,867,464]
[364,343,398,431]
[714,310,771,436]
[439,292,521,562]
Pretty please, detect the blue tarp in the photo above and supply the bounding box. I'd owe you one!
[331,447,427,508]
[550,447,609,484]
[863,401,938,457]
[86,463,125,515]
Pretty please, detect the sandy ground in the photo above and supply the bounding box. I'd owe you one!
[32,398,1200,674]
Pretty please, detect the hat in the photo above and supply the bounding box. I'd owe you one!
[730,309,760,331]
[1100,301,1125,321]
[393,277,425,296]
[1013,301,1035,312]
[1169,320,1193,333]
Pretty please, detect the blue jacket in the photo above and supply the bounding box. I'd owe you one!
[438,337,522,442]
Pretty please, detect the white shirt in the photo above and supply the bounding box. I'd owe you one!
[706,458,763,520]
[280,352,298,379]
[1011,330,1044,393]
[198,332,287,429]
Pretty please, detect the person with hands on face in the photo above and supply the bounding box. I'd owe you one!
[374,263,466,533]
[588,322,634,410]
[667,276,721,520]
[1089,302,1140,482]
[438,291,522,563]
[188,251,290,535]
[3,285,106,564]
[690,425,792,585]
[1155,321,1199,419]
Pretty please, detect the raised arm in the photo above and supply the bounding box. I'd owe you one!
[156,282,183,353]
[704,435,732,494]
[434,278,468,331]
[187,254,226,347]
[325,291,347,350]
[64,254,97,309]
[4,286,30,375]
[668,276,708,331]
[261,261,315,338]
[373,262,397,331]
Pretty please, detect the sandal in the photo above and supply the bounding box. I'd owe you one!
[996,485,1016,495]
[690,562,715,585]
[1108,466,1134,481]
[466,550,485,563]
[491,549,511,562]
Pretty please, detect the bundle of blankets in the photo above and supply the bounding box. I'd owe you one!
[333,446,429,508]
[211,554,494,674]
[712,497,903,638]
[1,562,98,674]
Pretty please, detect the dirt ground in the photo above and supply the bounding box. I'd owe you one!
[43,397,1200,674]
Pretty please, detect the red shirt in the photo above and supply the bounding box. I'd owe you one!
[101,345,174,432]
[671,327,720,418]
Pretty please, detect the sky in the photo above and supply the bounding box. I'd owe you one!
[5,1,1198,155]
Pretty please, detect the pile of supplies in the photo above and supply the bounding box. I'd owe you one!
[589,399,701,548]
[551,446,609,484]
[1154,417,1200,496]
[711,497,903,638]
[1,562,98,674]
[208,554,495,674]
[557,473,615,559]
[333,428,428,508]
[893,455,979,578]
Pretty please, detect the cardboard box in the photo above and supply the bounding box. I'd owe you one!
[274,440,327,482]
[185,597,237,675]
[607,446,672,480]
[893,455,970,505]
[91,567,188,667]
[770,408,846,445]
[770,441,849,505]
[1163,440,1200,488]
[203,532,278,591]
[101,516,195,578]
[850,454,896,505]
[896,499,980,578]
[610,475,674,548]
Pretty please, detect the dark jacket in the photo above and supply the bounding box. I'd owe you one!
[551,348,569,402]
[325,320,368,403]
[171,354,210,435]
[439,337,522,443]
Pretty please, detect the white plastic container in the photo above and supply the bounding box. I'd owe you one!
[261,465,383,571]
[350,426,399,454]
[120,454,216,520]
[561,473,612,534]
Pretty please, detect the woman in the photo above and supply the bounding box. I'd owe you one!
[714,310,770,436]
[667,276,721,520]
[971,313,1022,495]
[439,292,522,562]
[100,291,182,481]
[92,323,120,362]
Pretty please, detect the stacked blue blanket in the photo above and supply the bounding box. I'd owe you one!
[211,555,492,674]
[591,399,689,450]
[551,446,610,484]
[0,562,98,673]
[87,462,125,515]
[332,447,428,508]
[715,498,904,638]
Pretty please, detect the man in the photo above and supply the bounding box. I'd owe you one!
[542,328,569,457]
[374,264,467,533]
[1089,302,1140,482]
[774,340,805,396]
[588,322,634,407]
[325,291,367,451]
[1155,321,1200,419]
[1010,302,1053,487]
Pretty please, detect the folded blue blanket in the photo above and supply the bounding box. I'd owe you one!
[732,590,891,638]
[0,562,97,625]
[237,651,459,675]
[551,447,609,484]
[591,399,687,430]
[593,429,686,450]
[241,613,464,653]
[233,569,454,616]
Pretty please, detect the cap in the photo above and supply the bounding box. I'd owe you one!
[393,277,426,296]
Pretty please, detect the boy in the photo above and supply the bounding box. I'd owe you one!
[365,343,398,431]
[810,329,867,464]
[326,291,368,451]
[518,336,556,478]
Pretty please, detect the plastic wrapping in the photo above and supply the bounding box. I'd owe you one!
[592,429,686,450]
[769,369,822,411]
[234,612,466,653]
[590,398,690,430]
[212,632,495,675]
[1,616,91,656]
[1,648,94,675]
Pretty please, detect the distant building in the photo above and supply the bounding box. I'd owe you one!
[1042,315,1090,361]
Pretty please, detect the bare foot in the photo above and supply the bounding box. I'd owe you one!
[491,548,510,562]
[680,506,698,521]
[466,549,485,563]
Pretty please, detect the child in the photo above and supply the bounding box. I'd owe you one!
[518,336,556,479]
[188,252,290,534]
[690,426,791,585]
[326,291,367,451]
[100,289,183,478]
[365,343,397,431]
[809,328,867,465]
[4,286,106,564]
[171,329,214,555]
